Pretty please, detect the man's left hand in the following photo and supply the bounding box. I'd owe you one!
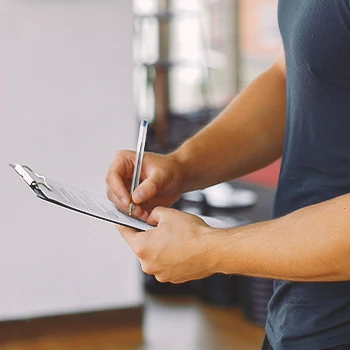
[116,207,218,283]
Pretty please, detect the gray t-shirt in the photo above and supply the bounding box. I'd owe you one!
[267,0,350,349]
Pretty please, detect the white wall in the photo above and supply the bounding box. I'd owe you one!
[0,0,143,320]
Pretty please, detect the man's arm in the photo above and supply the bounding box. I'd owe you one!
[118,193,350,284]
[106,49,286,215]
[211,193,350,282]
[172,48,286,193]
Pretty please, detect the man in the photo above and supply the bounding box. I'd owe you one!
[106,1,350,348]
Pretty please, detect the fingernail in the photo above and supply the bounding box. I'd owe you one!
[121,197,129,206]
[133,190,145,203]
[132,205,142,217]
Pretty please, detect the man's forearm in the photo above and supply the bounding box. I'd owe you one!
[171,62,286,193]
[211,194,350,282]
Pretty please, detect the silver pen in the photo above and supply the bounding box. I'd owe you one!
[129,119,148,216]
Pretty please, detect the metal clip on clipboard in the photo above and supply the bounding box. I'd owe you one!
[10,163,51,191]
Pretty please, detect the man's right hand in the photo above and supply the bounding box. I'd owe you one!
[106,150,184,221]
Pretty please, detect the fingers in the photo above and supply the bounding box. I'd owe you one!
[116,224,139,248]
[147,206,174,226]
[106,175,130,208]
[117,209,209,284]
[131,171,165,205]
[147,206,162,227]
[106,151,134,206]
[107,150,162,206]
[107,187,149,221]
[107,151,179,219]
[116,224,150,261]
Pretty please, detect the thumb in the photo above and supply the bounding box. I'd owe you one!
[147,206,170,227]
[132,172,164,204]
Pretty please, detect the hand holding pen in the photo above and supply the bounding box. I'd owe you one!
[129,119,148,216]
[106,119,184,220]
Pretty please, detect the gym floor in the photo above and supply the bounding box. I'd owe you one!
[2,294,265,350]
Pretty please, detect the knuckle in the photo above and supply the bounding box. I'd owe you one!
[155,275,168,283]
[106,187,114,202]
[153,206,166,218]
[171,279,182,285]
[134,246,147,260]
[149,178,160,193]
[153,206,162,215]
[105,171,112,185]
[114,150,124,158]
[114,150,131,162]
[141,264,156,276]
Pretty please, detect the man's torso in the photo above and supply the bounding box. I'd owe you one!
[268,0,350,348]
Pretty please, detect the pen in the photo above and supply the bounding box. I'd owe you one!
[129,119,148,216]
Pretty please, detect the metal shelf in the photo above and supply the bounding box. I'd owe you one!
[134,10,200,20]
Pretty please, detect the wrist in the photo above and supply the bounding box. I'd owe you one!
[201,226,230,276]
[208,227,241,276]
[169,141,200,193]
[168,147,192,193]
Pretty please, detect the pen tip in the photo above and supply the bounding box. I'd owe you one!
[141,119,148,127]
[9,163,16,169]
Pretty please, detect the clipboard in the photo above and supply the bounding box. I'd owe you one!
[10,163,153,231]
[10,163,238,231]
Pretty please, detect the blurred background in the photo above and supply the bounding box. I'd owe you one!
[0,0,280,349]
